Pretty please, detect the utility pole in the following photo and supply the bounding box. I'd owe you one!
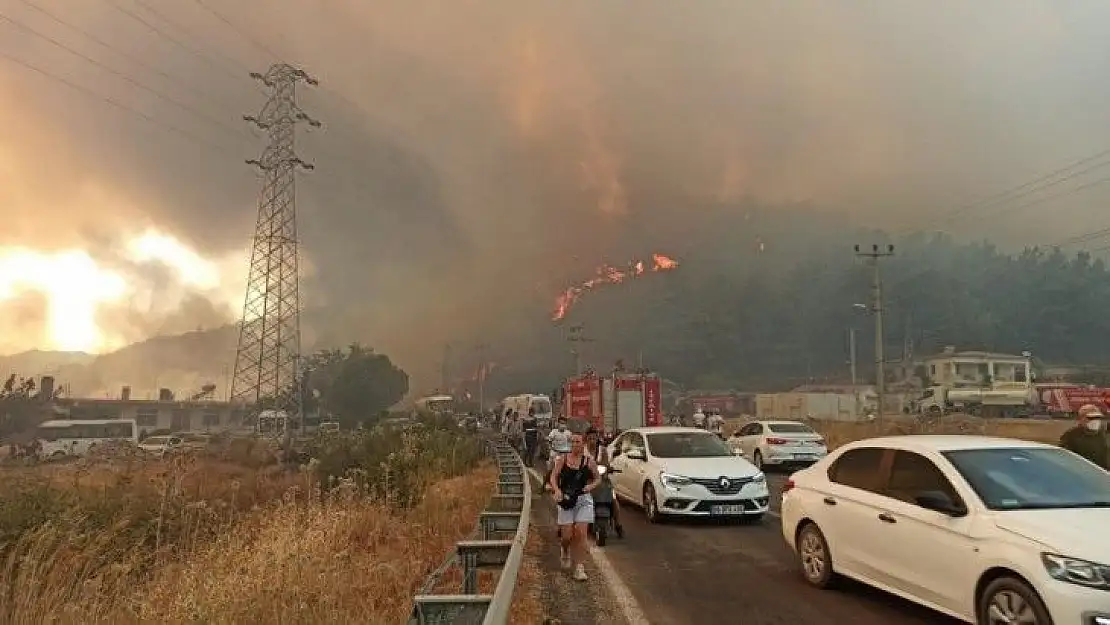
[476,342,489,412]
[566,324,594,375]
[441,343,453,395]
[230,64,320,449]
[854,243,895,426]
[848,327,858,417]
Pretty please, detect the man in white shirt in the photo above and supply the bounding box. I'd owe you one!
[544,419,572,490]
[707,411,725,436]
[691,408,706,429]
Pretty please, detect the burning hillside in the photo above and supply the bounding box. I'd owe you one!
[552,253,679,321]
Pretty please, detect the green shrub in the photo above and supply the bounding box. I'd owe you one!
[304,426,485,507]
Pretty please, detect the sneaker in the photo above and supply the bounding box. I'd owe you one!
[560,547,571,570]
[573,564,588,581]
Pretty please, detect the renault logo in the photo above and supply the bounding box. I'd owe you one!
[719,477,731,489]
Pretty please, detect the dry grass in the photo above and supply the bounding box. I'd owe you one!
[0,428,494,625]
[810,416,1071,450]
[131,465,497,625]
[508,518,546,625]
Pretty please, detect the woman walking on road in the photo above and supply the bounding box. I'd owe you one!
[549,432,600,581]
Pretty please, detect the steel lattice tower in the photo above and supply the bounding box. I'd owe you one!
[229,64,320,421]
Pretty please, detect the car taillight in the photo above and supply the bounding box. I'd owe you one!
[782,478,795,493]
[766,437,788,445]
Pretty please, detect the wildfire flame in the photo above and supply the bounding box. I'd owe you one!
[552,253,679,321]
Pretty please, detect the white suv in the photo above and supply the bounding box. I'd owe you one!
[607,426,770,522]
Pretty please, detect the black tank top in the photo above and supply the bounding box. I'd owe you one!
[558,454,592,493]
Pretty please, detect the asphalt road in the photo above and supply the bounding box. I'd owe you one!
[600,473,965,625]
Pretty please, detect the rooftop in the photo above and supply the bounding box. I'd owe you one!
[925,351,1028,361]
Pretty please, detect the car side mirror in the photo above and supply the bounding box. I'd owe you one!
[626,448,646,461]
[915,490,967,517]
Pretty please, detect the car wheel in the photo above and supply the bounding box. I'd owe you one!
[643,483,662,523]
[977,577,1051,625]
[753,450,764,471]
[796,522,835,588]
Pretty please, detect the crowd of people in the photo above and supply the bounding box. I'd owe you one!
[496,406,623,582]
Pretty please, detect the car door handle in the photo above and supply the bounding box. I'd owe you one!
[878,513,896,524]
[822,497,837,506]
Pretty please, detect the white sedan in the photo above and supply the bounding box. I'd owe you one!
[780,435,1110,625]
[607,426,770,522]
[732,420,827,470]
[137,435,182,457]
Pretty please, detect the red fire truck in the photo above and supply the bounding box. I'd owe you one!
[1036,384,1110,417]
[562,371,663,434]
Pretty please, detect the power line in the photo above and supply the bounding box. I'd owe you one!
[188,0,283,62]
[975,169,1110,224]
[13,0,244,114]
[0,49,232,154]
[932,147,1110,224]
[128,0,255,76]
[101,0,246,84]
[0,8,251,139]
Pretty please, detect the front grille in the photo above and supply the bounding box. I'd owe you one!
[691,476,753,496]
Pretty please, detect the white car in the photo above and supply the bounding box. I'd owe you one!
[607,426,770,522]
[780,435,1110,625]
[138,435,182,457]
[732,420,827,470]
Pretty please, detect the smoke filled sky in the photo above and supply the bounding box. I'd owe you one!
[2,0,1110,384]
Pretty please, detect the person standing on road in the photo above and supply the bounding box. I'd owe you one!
[522,408,539,468]
[544,419,573,488]
[585,427,624,536]
[692,407,707,429]
[706,410,725,436]
[550,432,600,581]
[1060,404,1110,469]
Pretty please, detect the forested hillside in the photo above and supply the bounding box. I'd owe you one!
[512,229,1110,392]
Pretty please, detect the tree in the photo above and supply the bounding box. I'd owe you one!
[305,344,409,427]
[0,374,45,439]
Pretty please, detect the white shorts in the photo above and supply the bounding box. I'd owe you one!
[556,493,595,525]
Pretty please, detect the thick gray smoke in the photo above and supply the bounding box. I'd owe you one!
[3,0,1110,387]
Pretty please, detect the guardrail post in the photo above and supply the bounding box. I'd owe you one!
[462,550,478,594]
[408,437,531,625]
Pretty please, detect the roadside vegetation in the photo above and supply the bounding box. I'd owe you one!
[0,425,492,624]
[807,415,1069,449]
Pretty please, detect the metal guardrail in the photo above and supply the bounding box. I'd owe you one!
[408,438,532,625]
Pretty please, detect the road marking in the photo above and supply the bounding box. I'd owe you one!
[527,467,650,625]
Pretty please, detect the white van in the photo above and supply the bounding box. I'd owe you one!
[502,394,554,425]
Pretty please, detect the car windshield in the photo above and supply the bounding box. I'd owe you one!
[943,447,1110,510]
[767,423,815,434]
[647,432,733,458]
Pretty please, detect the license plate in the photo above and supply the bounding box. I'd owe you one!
[710,504,745,515]
[794,454,814,460]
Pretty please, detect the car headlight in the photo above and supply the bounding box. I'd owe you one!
[660,473,692,490]
[751,473,766,484]
[1042,553,1110,589]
